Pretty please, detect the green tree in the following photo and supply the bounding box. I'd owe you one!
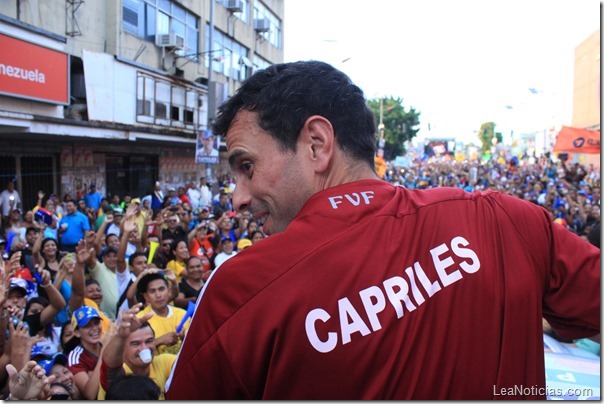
[477,122,502,154]
[367,97,420,160]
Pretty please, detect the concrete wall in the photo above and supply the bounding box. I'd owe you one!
[572,29,600,129]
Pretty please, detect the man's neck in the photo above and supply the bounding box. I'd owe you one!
[152,305,169,317]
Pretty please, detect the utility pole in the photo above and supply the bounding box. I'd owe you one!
[378,98,385,150]
[206,0,216,183]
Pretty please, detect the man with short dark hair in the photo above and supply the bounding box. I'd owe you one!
[132,271,188,355]
[98,303,175,400]
[83,183,103,211]
[167,61,600,400]
[58,200,90,252]
[21,226,40,271]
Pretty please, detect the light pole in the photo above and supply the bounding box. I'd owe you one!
[378,98,385,150]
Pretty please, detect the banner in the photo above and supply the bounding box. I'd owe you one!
[552,126,600,154]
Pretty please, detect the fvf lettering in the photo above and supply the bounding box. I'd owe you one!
[328,191,375,209]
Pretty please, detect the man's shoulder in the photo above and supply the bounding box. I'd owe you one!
[153,353,177,367]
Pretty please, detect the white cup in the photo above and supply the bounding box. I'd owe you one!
[61,223,68,230]
[139,348,152,364]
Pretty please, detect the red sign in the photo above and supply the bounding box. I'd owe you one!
[0,33,69,105]
[552,126,600,155]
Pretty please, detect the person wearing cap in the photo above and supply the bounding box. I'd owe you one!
[84,244,120,320]
[3,277,29,317]
[164,188,180,208]
[131,270,189,355]
[5,208,24,240]
[65,305,108,400]
[188,205,213,231]
[98,303,176,400]
[58,200,90,253]
[213,237,237,270]
[187,220,215,266]
[106,207,124,237]
[83,183,103,212]
[236,238,252,251]
[38,353,81,399]
[161,210,187,244]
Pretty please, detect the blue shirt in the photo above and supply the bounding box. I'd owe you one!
[59,211,90,245]
[84,191,103,210]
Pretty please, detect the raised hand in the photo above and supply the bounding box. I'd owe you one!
[6,361,55,400]
[116,303,154,339]
[123,219,137,234]
[125,203,138,220]
[75,240,93,264]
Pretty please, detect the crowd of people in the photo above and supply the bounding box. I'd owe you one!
[384,155,601,247]
[0,146,599,398]
[0,174,265,399]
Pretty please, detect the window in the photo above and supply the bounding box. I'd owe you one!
[205,25,250,81]
[136,72,205,129]
[122,0,199,61]
[252,54,271,73]
[253,1,281,48]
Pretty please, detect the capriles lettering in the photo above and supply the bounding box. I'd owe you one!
[305,235,481,353]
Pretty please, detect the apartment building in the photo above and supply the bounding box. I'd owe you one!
[0,0,284,208]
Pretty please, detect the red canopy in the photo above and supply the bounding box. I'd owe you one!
[552,126,600,154]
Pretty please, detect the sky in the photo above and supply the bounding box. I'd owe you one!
[283,0,601,145]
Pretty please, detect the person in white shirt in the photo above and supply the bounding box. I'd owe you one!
[213,237,237,270]
[199,177,212,208]
[186,182,201,211]
[0,180,22,220]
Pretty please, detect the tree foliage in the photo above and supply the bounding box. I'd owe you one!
[367,97,420,160]
[477,122,503,153]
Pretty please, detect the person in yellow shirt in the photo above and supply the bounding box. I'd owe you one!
[165,239,189,283]
[135,271,190,355]
[98,303,176,400]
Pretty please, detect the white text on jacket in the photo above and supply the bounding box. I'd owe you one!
[305,236,480,353]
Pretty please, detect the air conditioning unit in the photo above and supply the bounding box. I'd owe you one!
[254,19,270,33]
[156,33,185,49]
[225,0,243,12]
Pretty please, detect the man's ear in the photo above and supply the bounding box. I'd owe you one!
[300,115,335,173]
